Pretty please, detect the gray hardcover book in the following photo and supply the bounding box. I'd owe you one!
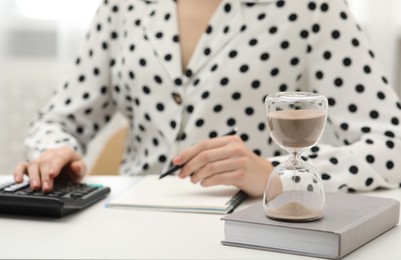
[221,192,400,259]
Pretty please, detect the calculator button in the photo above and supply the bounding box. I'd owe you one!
[70,192,84,199]
[32,191,46,196]
[0,181,14,191]
[16,190,31,195]
[50,191,65,197]
[3,181,29,192]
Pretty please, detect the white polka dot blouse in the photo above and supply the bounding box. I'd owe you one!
[25,0,401,192]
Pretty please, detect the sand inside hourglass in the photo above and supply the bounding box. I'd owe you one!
[267,109,326,148]
[265,190,324,221]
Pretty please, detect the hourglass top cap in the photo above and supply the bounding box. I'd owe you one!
[265,92,328,103]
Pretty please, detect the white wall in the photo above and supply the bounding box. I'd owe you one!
[0,0,108,175]
[348,0,400,95]
[0,0,400,175]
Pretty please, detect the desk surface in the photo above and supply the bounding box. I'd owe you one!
[0,175,400,260]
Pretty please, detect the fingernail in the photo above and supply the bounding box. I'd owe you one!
[73,164,81,173]
[43,181,49,191]
[31,179,39,189]
[173,156,182,164]
[49,167,55,177]
[15,175,22,182]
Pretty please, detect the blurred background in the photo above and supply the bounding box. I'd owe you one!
[0,0,400,175]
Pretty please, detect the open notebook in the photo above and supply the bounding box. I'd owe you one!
[107,175,247,214]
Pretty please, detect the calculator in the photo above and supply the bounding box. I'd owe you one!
[0,179,111,218]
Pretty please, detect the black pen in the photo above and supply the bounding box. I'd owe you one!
[158,127,239,180]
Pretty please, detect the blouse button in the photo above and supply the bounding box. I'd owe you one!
[172,92,182,105]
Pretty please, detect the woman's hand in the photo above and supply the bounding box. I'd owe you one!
[13,146,86,192]
[173,135,272,197]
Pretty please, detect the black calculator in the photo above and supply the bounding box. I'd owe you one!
[0,179,110,218]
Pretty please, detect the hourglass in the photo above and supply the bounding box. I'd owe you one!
[263,92,328,222]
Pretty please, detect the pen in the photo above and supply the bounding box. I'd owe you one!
[158,127,239,180]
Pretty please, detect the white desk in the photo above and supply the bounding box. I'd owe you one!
[0,175,400,260]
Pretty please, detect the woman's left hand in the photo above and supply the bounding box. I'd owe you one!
[173,135,272,197]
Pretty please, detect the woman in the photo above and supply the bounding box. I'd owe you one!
[13,0,401,197]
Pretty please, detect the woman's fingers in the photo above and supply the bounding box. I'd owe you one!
[69,160,86,182]
[39,156,52,191]
[49,149,81,177]
[175,135,272,197]
[27,161,41,190]
[12,146,86,191]
[190,156,237,184]
[200,170,241,187]
[13,162,28,183]
[176,135,242,178]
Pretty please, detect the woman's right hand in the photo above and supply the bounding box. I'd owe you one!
[13,146,86,192]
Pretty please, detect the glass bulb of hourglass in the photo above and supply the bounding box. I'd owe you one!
[263,92,328,222]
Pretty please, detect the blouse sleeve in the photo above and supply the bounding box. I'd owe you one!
[24,1,121,160]
[289,0,401,192]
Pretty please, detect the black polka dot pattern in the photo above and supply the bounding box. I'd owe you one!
[25,0,401,192]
